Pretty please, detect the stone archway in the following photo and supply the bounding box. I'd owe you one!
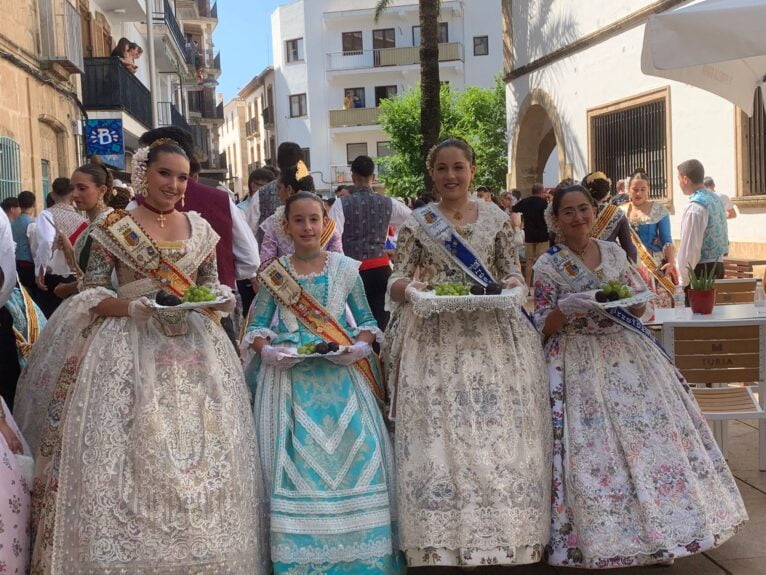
[509,88,570,194]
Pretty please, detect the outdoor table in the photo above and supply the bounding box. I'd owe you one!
[647,303,766,469]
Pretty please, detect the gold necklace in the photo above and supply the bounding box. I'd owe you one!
[439,201,469,222]
[568,240,590,260]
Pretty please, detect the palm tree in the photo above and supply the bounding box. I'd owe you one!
[376,0,441,192]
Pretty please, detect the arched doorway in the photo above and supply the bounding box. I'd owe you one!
[509,88,570,194]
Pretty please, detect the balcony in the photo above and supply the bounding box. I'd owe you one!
[262,106,274,128]
[82,58,151,130]
[153,0,189,65]
[326,42,463,72]
[38,0,84,74]
[157,101,191,132]
[331,164,380,184]
[245,118,260,138]
[329,107,382,128]
[92,0,145,21]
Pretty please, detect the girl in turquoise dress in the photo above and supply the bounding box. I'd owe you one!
[245,191,404,575]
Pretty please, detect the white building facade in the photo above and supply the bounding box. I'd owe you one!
[505,0,766,259]
[271,0,503,191]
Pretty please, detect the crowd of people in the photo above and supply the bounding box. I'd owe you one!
[0,126,749,574]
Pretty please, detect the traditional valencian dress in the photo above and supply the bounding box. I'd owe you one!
[533,239,747,568]
[15,208,112,457]
[385,201,551,568]
[30,210,267,574]
[244,252,404,575]
[0,398,33,575]
[624,200,676,308]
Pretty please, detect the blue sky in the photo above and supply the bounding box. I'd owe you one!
[215,0,292,101]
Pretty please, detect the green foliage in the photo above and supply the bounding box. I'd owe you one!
[377,77,508,197]
[687,265,717,290]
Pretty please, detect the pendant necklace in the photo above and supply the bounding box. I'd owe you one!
[439,201,469,222]
[570,240,590,260]
[143,202,175,228]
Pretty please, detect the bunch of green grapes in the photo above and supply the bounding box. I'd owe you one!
[595,280,633,302]
[297,342,317,355]
[181,285,216,303]
[434,282,470,296]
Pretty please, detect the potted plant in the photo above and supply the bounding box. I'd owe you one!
[686,265,716,314]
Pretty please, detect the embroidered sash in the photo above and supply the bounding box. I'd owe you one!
[98,211,195,297]
[95,211,219,323]
[591,204,623,241]
[412,204,497,286]
[629,226,676,297]
[258,258,385,403]
[12,285,40,358]
[547,244,670,361]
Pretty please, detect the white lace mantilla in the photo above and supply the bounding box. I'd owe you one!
[409,286,526,317]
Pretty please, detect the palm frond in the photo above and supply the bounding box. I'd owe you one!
[374,0,394,22]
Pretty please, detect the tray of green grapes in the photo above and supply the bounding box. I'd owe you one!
[148,286,228,311]
[409,283,527,317]
[282,342,349,358]
[587,280,656,310]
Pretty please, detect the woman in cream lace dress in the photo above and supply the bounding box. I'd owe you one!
[30,140,266,574]
[386,139,551,568]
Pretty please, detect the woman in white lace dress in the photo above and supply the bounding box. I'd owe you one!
[30,140,267,574]
[386,139,551,568]
[534,184,747,568]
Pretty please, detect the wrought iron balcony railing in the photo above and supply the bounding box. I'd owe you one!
[82,58,151,129]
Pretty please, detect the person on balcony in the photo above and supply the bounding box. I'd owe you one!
[111,37,137,73]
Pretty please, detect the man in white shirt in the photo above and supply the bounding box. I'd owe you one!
[34,177,87,317]
[703,177,737,219]
[677,159,729,287]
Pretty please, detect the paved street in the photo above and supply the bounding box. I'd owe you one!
[411,419,766,575]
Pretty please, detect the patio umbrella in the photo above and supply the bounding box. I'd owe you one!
[641,0,766,116]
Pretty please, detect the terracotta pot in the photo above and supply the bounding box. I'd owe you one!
[688,288,716,314]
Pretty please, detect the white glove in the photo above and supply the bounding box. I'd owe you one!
[557,292,600,317]
[260,345,303,370]
[128,297,155,328]
[502,272,525,289]
[210,296,236,314]
[327,341,371,366]
[404,281,427,302]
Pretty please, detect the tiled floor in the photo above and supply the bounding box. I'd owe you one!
[411,420,766,574]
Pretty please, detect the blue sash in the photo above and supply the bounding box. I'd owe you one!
[412,204,497,286]
[547,244,671,361]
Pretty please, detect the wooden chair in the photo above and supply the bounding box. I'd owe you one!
[715,278,757,305]
[662,320,766,471]
[723,258,754,278]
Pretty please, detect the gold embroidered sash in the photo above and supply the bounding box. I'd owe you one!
[320,218,336,249]
[591,204,623,240]
[258,258,385,403]
[629,227,675,296]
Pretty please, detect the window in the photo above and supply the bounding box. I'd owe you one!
[285,38,304,63]
[374,85,397,107]
[289,94,308,118]
[301,148,311,170]
[342,31,363,55]
[344,87,365,108]
[372,28,395,50]
[376,141,392,176]
[473,36,489,56]
[0,136,22,201]
[412,23,448,46]
[737,87,766,198]
[347,142,368,164]
[588,88,671,200]
[41,159,51,202]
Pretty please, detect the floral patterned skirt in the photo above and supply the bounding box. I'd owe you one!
[545,328,747,568]
[387,306,552,567]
